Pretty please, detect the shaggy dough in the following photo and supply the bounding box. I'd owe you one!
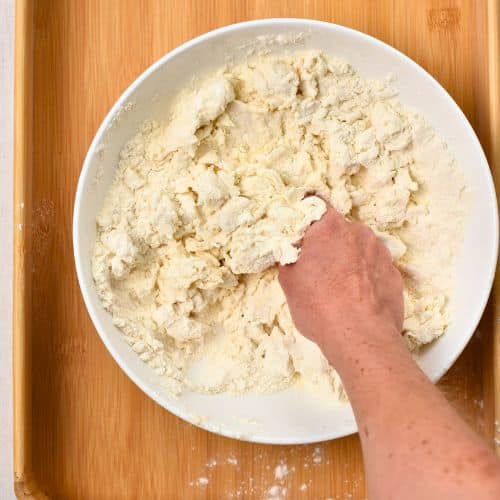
[93,51,466,397]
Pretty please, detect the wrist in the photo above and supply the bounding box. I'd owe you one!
[320,323,409,378]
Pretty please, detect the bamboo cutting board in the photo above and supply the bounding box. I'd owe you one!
[14,0,500,498]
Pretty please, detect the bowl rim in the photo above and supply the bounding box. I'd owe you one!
[73,18,499,444]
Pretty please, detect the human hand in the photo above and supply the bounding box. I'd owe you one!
[278,205,404,370]
[280,206,500,500]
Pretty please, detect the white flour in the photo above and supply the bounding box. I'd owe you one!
[93,50,466,398]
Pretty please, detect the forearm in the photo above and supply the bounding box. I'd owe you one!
[324,334,500,500]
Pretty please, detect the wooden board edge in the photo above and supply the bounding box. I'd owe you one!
[14,480,50,500]
[13,0,39,497]
[8,4,499,498]
[487,0,500,456]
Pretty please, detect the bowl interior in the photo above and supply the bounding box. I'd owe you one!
[74,19,498,444]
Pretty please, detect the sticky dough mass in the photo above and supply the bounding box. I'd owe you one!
[93,51,466,397]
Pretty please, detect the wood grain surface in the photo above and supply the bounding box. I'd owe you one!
[14,0,499,498]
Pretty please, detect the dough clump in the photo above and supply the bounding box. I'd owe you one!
[93,51,466,397]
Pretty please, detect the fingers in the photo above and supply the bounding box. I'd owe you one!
[321,205,346,226]
[278,261,297,292]
[303,205,346,241]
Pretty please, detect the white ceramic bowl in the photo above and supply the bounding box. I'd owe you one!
[73,19,498,444]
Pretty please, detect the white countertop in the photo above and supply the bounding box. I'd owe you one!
[1,1,15,498]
